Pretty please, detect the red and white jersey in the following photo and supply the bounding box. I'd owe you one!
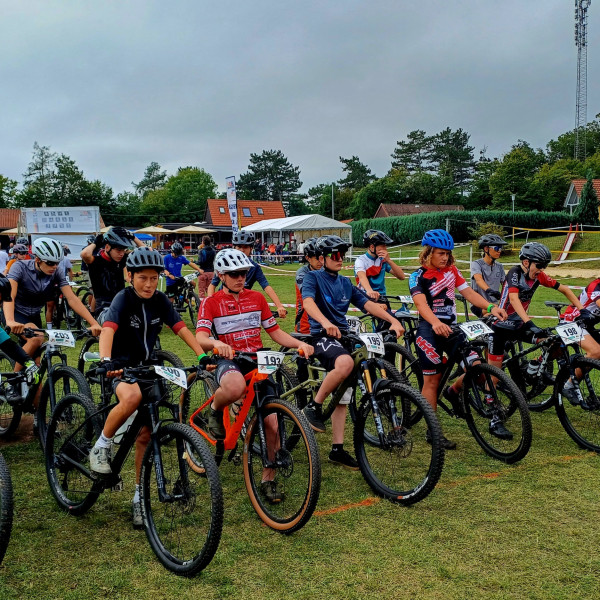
[196,289,278,352]
[580,278,600,316]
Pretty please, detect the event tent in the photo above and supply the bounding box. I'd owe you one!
[243,214,352,244]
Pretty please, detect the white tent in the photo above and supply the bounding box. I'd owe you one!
[243,214,352,244]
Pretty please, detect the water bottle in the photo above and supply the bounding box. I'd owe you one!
[114,410,137,444]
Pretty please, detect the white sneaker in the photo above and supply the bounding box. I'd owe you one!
[89,446,112,475]
[132,501,143,529]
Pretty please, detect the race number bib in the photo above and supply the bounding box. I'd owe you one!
[257,351,284,374]
[458,320,493,341]
[346,316,363,335]
[184,272,198,282]
[398,295,413,304]
[154,366,188,389]
[359,333,385,355]
[46,330,76,347]
[555,322,587,345]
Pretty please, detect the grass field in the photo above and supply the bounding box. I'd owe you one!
[1,263,600,599]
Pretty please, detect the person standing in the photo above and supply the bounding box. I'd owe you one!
[196,236,216,298]
[0,246,9,274]
[470,234,507,317]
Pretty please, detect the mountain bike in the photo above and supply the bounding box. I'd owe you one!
[280,330,445,505]
[169,273,201,325]
[0,453,13,566]
[188,350,321,534]
[0,328,90,446]
[45,363,223,577]
[51,282,83,330]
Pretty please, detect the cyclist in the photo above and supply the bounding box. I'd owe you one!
[301,235,405,469]
[294,238,321,334]
[469,234,507,317]
[4,237,102,427]
[81,226,144,322]
[163,242,201,302]
[79,235,95,287]
[486,242,600,402]
[562,276,600,343]
[4,244,30,275]
[45,244,80,327]
[409,229,508,449]
[196,235,216,297]
[355,229,405,300]
[195,248,313,503]
[88,247,206,528]
[207,230,287,318]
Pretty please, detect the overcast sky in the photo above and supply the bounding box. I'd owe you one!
[1,1,598,196]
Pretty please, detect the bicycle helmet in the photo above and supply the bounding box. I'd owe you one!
[171,242,184,256]
[478,234,507,249]
[12,244,28,254]
[214,248,253,273]
[104,226,134,249]
[363,229,393,248]
[32,237,64,262]
[519,242,552,266]
[421,229,454,250]
[126,247,164,271]
[303,237,319,258]
[16,237,29,245]
[0,274,12,302]
[315,235,350,256]
[86,234,96,245]
[232,230,255,245]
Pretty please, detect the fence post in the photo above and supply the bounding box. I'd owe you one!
[469,244,473,266]
[446,218,450,233]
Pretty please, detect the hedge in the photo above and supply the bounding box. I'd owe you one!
[351,210,575,245]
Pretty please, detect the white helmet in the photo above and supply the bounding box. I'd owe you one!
[32,237,64,262]
[214,248,253,274]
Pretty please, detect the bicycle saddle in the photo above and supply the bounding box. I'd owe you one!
[544,301,570,310]
[290,332,312,342]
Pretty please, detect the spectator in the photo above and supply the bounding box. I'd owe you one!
[197,235,216,297]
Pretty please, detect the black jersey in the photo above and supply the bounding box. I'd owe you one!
[88,250,128,311]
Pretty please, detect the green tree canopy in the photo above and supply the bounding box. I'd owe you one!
[573,175,600,226]
[391,129,432,173]
[133,161,167,198]
[0,175,18,208]
[337,156,376,191]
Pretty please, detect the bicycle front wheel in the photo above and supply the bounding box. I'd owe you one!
[140,423,223,577]
[187,291,200,326]
[0,453,13,565]
[554,356,600,452]
[45,393,102,515]
[354,381,444,505]
[243,399,321,533]
[463,363,532,464]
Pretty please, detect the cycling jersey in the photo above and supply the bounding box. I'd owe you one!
[301,269,369,335]
[580,278,600,316]
[103,287,185,365]
[470,258,505,303]
[88,249,127,312]
[164,254,190,286]
[196,289,278,352]
[295,264,319,334]
[409,265,468,324]
[210,259,269,291]
[354,252,391,294]
[7,259,68,317]
[499,265,559,316]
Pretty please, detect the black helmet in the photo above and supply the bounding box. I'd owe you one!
[0,274,12,302]
[104,226,134,249]
[315,235,350,256]
[16,237,28,245]
[126,247,164,271]
[171,242,184,256]
[478,234,508,250]
[519,242,552,266]
[363,229,393,248]
[232,230,255,245]
[303,237,319,257]
[86,234,96,245]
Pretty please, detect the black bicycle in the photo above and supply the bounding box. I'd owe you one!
[51,283,83,330]
[45,363,223,576]
[170,273,201,326]
[0,452,13,566]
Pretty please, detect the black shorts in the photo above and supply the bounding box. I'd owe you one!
[13,309,43,329]
[414,321,464,376]
[490,318,537,356]
[312,336,351,372]
[215,356,256,386]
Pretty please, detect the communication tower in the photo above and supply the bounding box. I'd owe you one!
[575,0,592,160]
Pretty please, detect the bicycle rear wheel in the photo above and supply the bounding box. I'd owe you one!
[187,291,200,326]
[353,381,444,505]
[0,453,13,565]
[554,356,600,452]
[384,342,424,393]
[463,363,532,464]
[0,351,20,439]
[45,393,102,515]
[140,423,223,577]
[243,399,321,533]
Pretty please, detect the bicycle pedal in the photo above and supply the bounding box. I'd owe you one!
[229,452,242,466]
[110,476,124,492]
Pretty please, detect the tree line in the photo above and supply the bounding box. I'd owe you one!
[1,116,600,226]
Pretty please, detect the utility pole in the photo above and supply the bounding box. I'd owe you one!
[331,184,335,220]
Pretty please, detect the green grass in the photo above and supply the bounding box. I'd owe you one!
[1,265,600,599]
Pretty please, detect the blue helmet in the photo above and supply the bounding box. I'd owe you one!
[422,229,454,250]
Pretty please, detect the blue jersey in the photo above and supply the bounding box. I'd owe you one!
[164,255,190,286]
[301,269,369,335]
[354,252,391,295]
[210,259,269,291]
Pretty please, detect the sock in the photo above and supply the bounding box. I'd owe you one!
[33,413,38,426]
[331,444,343,453]
[133,485,140,504]
[95,432,113,449]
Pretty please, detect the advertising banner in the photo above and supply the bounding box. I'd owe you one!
[225,177,239,233]
[23,206,100,234]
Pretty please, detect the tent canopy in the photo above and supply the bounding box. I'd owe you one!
[172,225,214,234]
[243,214,351,233]
[134,225,171,234]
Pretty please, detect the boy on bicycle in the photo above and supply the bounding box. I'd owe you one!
[355,229,405,301]
[164,242,201,302]
[88,247,206,528]
[195,248,313,503]
[470,234,507,317]
[410,230,508,449]
[295,238,321,334]
[301,235,405,469]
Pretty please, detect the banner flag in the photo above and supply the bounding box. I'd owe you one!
[225,176,239,233]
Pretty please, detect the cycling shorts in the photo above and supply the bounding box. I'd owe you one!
[414,321,463,376]
[215,356,256,386]
[13,309,43,329]
[312,337,351,372]
[490,318,537,356]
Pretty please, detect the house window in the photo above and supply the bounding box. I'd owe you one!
[219,207,225,214]
[242,207,251,217]
[257,208,264,215]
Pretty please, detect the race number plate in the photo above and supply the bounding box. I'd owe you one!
[346,316,363,335]
[184,272,198,282]
[556,322,587,345]
[67,281,78,286]
[154,366,188,389]
[458,320,493,341]
[398,295,413,304]
[257,351,284,374]
[46,330,76,347]
[359,333,385,355]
